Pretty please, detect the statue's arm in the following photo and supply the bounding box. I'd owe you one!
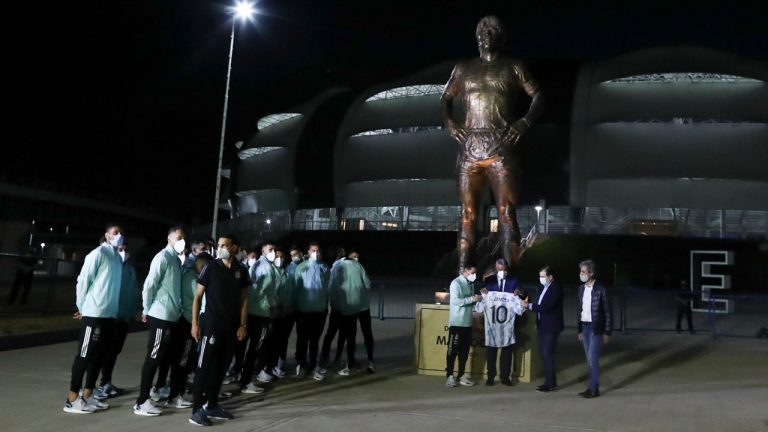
[503,62,544,147]
[515,62,543,128]
[441,65,466,143]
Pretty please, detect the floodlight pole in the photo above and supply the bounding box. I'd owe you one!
[212,20,237,240]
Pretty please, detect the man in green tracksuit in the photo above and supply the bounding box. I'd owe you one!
[293,241,329,380]
[63,223,123,414]
[240,243,278,393]
[134,226,186,416]
[446,264,481,388]
[95,242,137,399]
[331,253,372,375]
[270,248,292,377]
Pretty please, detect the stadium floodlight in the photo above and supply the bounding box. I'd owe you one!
[212,1,257,239]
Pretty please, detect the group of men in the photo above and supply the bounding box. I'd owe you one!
[64,223,375,426]
[446,258,612,399]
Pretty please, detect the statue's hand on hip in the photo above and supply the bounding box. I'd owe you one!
[447,120,467,144]
[502,119,529,148]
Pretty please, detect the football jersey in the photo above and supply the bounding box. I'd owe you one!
[475,291,525,347]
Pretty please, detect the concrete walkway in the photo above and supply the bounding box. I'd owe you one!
[1,320,767,432]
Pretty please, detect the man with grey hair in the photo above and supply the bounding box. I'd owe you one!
[576,259,612,399]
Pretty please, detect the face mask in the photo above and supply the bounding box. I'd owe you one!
[109,233,123,247]
[539,277,548,286]
[274,257,283,268]
[309,251,318,261]
[579,274,589,283]
[291,256,301,263]
[351,256,359,261]
[467,273,477,282]
[497,270,506,280]
[247,258,257,267]
[217,247,231,260]
[266,251,276,262]
[173,238,186,254]
[119,251,128,262]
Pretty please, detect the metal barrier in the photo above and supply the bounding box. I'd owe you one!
[373,279,768,339]
[0,253,148,315]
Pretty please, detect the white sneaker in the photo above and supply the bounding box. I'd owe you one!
[150,386,167,401]
[222,372,239,385]
[241,382,264,394]
[337,366,350,376]
[446,375,457,387]
[134,399,162,417]
[63,397,95,414]
[92,386,109,401]
[294,365,305,379]
[166,395,193,409]
[317,366,328,375]
[256,370,274,383]
[85,395,109,411]
[272,366,285,378]
[458,374,475,387]
[313,368,326,381]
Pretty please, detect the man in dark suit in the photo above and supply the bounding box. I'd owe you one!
[483,258,518,294]
[528,265,563,392]
[576,259,612,399]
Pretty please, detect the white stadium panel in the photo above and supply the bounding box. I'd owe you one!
[571,46,768,209]
[257,113,302,131]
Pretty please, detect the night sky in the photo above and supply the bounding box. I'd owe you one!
[6,0,767,224]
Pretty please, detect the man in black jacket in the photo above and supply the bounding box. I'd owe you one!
[576,260,612,399]
[529,266,563,392]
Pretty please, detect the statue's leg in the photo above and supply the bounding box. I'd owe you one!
[457,160,487,273]
[488,158,521,264]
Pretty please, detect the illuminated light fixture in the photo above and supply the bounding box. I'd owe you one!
[238,146,283,160]
[365,84,444,102]
[604,73,761,84]
[351,125,443,137]
[233,1,256,20]
[212,0,258,239]
[257,113,302,130]
[351,128,394,137]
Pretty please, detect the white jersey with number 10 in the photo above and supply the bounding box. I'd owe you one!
[475,291,525,347]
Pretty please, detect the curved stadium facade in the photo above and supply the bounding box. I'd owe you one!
[216,47,768,241]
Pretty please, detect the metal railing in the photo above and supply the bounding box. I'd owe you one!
[0,253,148,315]
[372,279,768,339]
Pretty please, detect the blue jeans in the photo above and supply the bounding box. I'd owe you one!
[580,323,602,392]
[538,332,560,387]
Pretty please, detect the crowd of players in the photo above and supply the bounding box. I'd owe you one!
[64,223,374,426]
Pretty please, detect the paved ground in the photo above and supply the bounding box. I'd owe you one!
[1,320,767,432]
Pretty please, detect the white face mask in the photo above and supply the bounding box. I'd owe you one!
[247,258,257,267]
[109,233,123,247]
[266,251,276,262]
[579,274,589,283]
[217,247,231,260]
[173,238,186,254]
[292,255,301,263]
[119,251,128,262]
[539,277,548,286]
[309,251,318,261]
[274,257,283,268]
[497,270,506,280]
[467,273,477,282]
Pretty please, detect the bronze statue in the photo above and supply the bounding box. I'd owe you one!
[442,15,543,272]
